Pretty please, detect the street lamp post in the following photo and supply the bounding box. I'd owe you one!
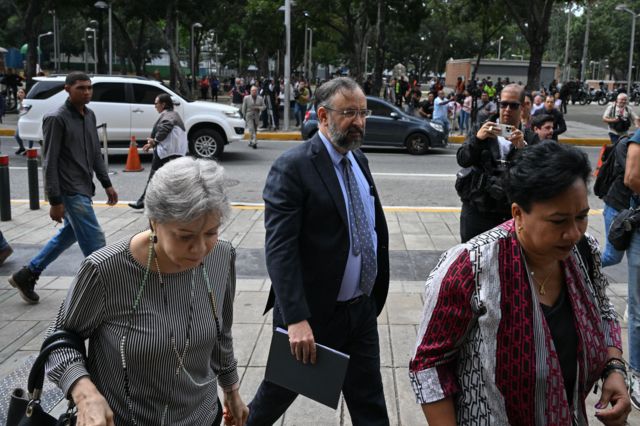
[364,46,371,78]
[37,31,53,73]
[191,22,203,98]
[48,10,58,72]
[303,11,309,79]
[85,28,98,74]
[308,28,313,80]
[616,4,640,91]
[94,1,112,75]
[280,1,292,130]
[84,31,88,73]
[498,36,504,60]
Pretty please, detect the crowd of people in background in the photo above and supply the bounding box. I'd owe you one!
[0,67,639,424]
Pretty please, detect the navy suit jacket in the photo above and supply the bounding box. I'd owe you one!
[262,133,390,329]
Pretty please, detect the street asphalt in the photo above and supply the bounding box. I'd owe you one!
[0,104,638,424]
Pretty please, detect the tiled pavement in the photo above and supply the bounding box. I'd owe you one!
[0,202,637,425]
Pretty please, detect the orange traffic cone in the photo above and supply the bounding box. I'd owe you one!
[124,136,144,172]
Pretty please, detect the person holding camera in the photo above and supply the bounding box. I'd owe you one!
[603,93,640,144]
[455,84,537,243]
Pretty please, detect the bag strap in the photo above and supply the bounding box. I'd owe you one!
[28,330,86,397]
[576,236,594,280]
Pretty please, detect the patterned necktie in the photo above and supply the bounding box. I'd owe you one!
[340,157,377,296]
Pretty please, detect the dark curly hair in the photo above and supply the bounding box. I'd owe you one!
[504,141,591,213]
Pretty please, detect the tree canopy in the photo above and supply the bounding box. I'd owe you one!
[0,0,637,90]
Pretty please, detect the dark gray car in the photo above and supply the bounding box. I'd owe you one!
[301,96,448,154]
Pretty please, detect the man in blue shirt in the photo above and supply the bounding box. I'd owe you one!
[433,90,452,135]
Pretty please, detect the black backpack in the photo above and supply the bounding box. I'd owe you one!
[593,138,627,199]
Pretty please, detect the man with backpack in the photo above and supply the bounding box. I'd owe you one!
[603,93,640,144]
[595,128,640,410]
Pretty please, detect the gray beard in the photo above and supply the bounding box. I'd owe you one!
[328,121,364,151]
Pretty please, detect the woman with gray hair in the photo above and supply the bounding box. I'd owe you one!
[46,157,249,426]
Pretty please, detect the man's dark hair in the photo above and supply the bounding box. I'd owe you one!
[156,93,174,111]
[530,114,555,130]
[65,71,91,86]
[504,141,591,213]
[314,77,361,109]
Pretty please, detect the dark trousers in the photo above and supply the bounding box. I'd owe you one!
[137,152,181,202]
[460,201,510,243]
[246,297,389,426]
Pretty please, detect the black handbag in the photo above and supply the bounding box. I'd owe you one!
[608,207,640,251]
[5,330,86,426]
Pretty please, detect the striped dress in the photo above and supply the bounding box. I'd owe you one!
[409,220,621,425]
[46,237,238,426]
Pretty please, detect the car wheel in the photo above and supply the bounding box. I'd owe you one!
[189,128,224,160]
[405,133,429,155]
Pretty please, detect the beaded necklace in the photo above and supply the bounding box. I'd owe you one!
[119,233,222,425]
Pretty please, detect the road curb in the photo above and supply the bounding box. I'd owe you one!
[244,132,301,141]
[246,132,609,147]
[1,127,609,147]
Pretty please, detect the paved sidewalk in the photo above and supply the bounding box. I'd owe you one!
[0,202,637,424]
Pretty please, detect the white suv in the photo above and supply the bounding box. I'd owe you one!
[19,75,245,160]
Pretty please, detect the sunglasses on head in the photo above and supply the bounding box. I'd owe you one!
[499,101,521,110]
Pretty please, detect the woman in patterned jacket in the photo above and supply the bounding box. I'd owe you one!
[409,142,631,425]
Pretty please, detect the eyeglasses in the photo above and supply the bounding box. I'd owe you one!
[323,106,372,119]
[499,101,521,110]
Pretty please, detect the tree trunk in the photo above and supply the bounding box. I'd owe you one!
[526,40,545,91]
[371,0,385,97]
[23,1,44,89]
[163,5,188,97]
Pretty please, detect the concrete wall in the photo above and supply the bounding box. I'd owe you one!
[445,58,559,88]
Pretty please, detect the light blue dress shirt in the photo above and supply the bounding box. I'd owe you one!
[433,97,449,122]
[319,131,378,301]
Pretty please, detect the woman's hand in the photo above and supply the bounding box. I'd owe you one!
[70,377,115,426]
[142,138,154,152]
[223,389,249,426]
[595,372,631,426]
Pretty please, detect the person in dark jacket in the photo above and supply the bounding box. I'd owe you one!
[456,84,537,242]
[9,72,118,304]
[532,95,567,140]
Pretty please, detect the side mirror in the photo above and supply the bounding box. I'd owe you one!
[171,97,181,106]
[390,112,400,119]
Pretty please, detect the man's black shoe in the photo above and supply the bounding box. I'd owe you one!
[9,266,40,304]
[128,200,144,210]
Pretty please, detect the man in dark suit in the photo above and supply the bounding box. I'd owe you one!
[246,77,390,425]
